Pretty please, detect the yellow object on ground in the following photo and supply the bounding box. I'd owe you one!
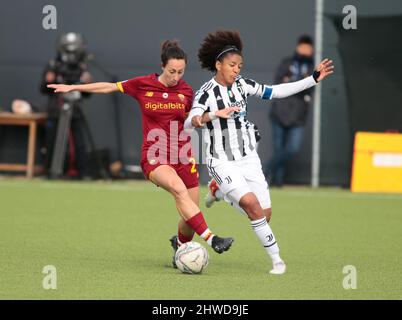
[351,132,402,193]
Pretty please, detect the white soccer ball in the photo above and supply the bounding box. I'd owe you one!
[175,241,209,274]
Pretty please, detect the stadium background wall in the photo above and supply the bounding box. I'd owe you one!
[0,0,401,186]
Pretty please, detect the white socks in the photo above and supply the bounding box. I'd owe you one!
[217,189,283,265]
[250,217,282,264]
[200,228,214,246]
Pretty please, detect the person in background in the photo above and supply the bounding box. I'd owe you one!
[40,32,93,179]
[264,35,315,187]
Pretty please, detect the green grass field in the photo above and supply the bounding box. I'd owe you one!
[0,179,401,299]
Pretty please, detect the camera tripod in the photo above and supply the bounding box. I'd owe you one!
[49,92,108,179]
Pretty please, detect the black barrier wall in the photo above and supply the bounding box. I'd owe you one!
[1,0,401,185]
[0,0,315,184]
[321,0,402,185]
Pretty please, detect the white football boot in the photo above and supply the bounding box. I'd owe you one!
[205,179,220,208]
[269,260,287,275]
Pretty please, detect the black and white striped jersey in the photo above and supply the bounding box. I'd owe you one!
[192,76,273,161]
[186,74,317,161]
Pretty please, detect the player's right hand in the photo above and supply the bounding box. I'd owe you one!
[47,84,74,93]
[191,115,204,128]
[216,106,241,119]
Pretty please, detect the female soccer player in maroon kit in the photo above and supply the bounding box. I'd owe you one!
[48,41,235,265]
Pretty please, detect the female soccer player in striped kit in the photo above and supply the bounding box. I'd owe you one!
[48,40,236,265]
[185,30,334,274]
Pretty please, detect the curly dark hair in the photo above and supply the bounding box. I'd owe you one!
[161,40,187,67]
[198,30,243,72]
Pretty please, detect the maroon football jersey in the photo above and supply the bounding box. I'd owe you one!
[117,74,194,165]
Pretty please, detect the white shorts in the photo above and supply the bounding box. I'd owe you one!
[206,150,271,209]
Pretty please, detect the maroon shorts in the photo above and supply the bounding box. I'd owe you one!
[141,159,199,189]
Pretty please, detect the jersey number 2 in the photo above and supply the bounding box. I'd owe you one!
[189,157,197,173]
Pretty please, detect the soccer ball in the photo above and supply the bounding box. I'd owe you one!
[175,241,209,274]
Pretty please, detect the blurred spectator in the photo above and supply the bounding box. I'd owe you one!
[264,35,315,186]
[40,32,93,179]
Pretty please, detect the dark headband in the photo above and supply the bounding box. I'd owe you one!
[216,46,240,60]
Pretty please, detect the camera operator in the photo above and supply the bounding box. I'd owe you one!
[40,32,93,179]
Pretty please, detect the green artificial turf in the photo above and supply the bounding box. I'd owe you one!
[0,179,401,299]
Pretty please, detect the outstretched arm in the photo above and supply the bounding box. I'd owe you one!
[270,59,334,99]
[251,59,334,99]
[47,82,119,94]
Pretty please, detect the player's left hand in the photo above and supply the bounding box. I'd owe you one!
[314,58,335,82]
